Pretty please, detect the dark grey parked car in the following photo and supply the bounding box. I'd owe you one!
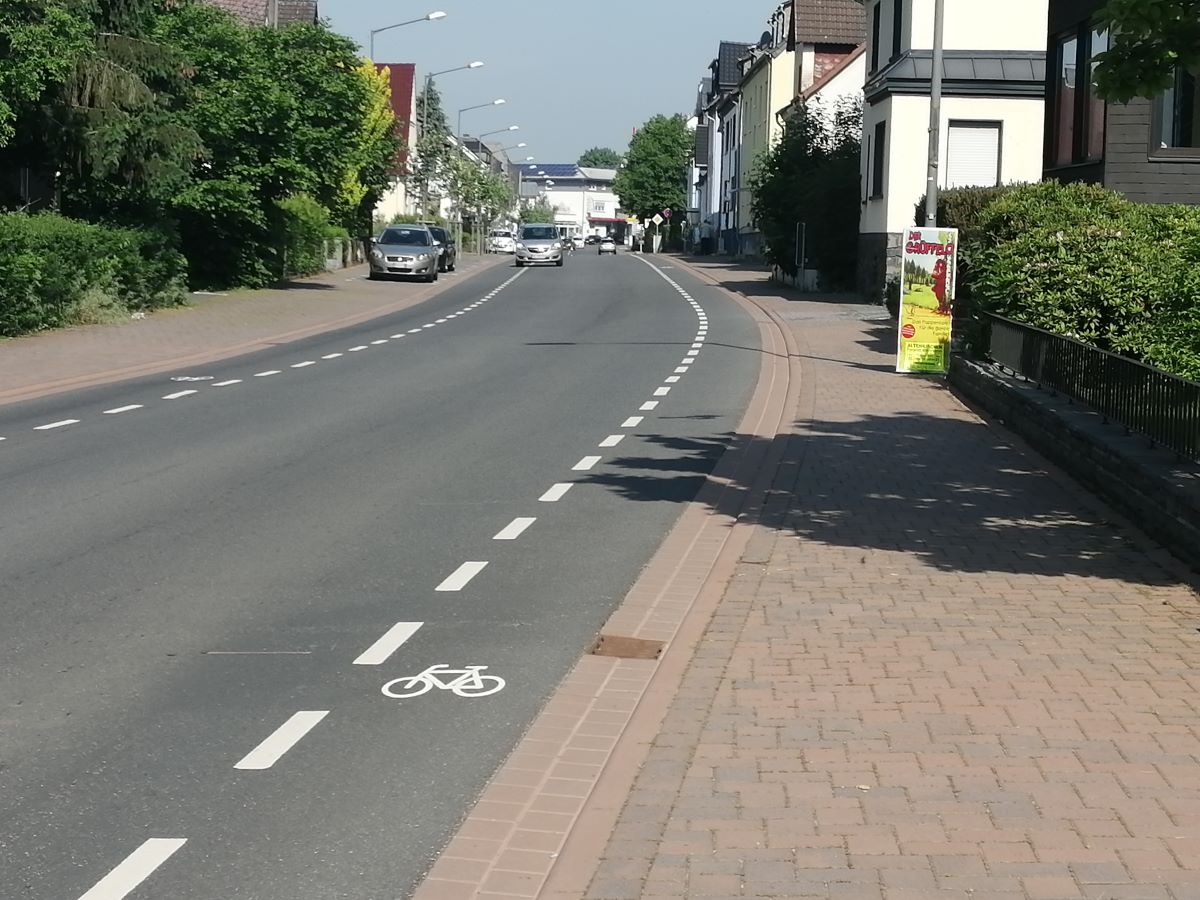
[368,226,439,282]
[426,224,457,273]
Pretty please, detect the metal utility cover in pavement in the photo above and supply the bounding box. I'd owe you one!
[590,634,665,660]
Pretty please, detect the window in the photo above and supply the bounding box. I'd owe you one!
[1153,65,1200,153]
[946,122,1001,188]
[891,0,903,61]
[870,3,881,71]
[1049,25,1107,167]
[871,120,886,198]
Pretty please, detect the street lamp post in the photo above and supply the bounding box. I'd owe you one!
[419,61,484,217]
[368,10,445,60]
[457,99,506,139]
[924,0,946,226]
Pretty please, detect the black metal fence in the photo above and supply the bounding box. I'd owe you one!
[983,313,1200,463]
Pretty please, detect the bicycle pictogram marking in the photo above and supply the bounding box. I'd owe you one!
[381,664,505,699]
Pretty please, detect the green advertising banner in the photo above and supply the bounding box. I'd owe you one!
[896,227,958,374]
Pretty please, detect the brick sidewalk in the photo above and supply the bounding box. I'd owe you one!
[0,253,506,405]
[577,259,1200,900]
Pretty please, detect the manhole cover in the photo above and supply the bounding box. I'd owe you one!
[590,634,665,660]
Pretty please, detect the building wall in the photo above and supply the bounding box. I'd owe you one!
[737,48,796,249]
[537,184,621,236]
[1104,97,1200,205]
[905,0,1048,52]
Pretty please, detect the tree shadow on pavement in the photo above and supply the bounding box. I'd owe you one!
[582,411,1180,585]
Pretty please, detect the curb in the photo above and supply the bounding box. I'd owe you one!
[410,255,804,900]
[0,255,510,408]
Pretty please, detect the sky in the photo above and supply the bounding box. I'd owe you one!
[322,1,780,164]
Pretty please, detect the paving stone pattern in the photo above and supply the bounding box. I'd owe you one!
[584,261,1200,900]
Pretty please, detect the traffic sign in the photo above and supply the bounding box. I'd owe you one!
[663,208,672,219]
[651,213,664,226]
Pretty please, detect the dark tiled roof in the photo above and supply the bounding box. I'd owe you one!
[204,0,267,24]
[200,0,317,26]
[878,50,1046,84]
[276,0,318,25]
[792,0,866,45]
[716,42,752,89]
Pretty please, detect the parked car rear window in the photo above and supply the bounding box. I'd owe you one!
[380,228,431,246]
[520,226,558,241]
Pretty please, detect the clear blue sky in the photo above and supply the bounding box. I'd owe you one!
[322,1,778,164]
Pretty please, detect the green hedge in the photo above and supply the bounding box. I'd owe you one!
[0,213,187,337]
[971,182,1200,380]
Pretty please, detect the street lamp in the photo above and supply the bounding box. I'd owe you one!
[368,10,445,60]
[476,125,520,139]
[457,99,506,138]
[420,61,484,215]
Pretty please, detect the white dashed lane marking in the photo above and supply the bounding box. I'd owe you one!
[353,622,423,666]
[322,353,343,359]
[162,390,197,400]
[348,346,368,352]
[103,405,143,415]
[213,379,242,386]
[599,435,625,448]
[291,361,316,368]
[234,711,329,770]
[371,339,388,345]
[254,370,281,377]
[436,561,489,592]
[573,455,601,471]
[34,419,79,431]
[493,517,536,541]
[639,401,659,411]
[621,416,643,428]
[654,387,671,397]
[539,483,573,502]
[77,838,187,900]
[666,376,680,383]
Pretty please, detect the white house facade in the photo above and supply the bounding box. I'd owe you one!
[858,0,1047,299]
[525,165,622,239]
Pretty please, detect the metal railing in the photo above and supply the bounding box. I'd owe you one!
[983,313,1200,462]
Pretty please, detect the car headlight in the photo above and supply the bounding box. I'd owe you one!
[370,249,383,260]
[417,253,430,261]
[552,242,561,250]
[516,242,526,250]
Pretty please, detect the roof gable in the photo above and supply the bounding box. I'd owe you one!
[791,0,866,46]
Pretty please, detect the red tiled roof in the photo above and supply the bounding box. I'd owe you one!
[792,0,866,46]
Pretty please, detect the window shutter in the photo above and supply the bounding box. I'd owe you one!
[946,123,1001,188]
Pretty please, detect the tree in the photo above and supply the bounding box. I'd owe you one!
[1093,0,1200,101]
[749,97,862,286]
[577,146,622,168]
[520,198,558,224]
[411,80,451,217]
[612,114,691,220]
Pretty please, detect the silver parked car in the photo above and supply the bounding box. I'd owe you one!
[368,226,440,282]
[514,223,564,267]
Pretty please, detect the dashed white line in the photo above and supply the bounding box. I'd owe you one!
[681,358,695,365]
[353,622,423,666]
[539,483,573,502]
[674,367,689,374]
[234,711,328,770]
[348,345,368,352]
[573,455,602,471]
[639,401,659,411]
[103,405,143,415]
[390,334,407,339]
[321,353,343,360]
[599,434,625,448]
[34,419,79,431]
[621,416,644,428]
[421,324,436,329]
[291,361,316,368]
[408,328,422,334]
[436,561,489,592]
[371,339,389,345]
[255,370,282,377]
[163,390,197,400]
[78,838,187,900]
[691,342,704,349]
[493,517,537,541]
[666,376,681,383]
[687,350,700,357]
[654,387,671,397]
[435,318,448,324]
[213,379,243,386]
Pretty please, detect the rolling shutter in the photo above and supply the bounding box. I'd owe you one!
[946,123,1001,188]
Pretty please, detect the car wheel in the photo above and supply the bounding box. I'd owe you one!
[556,258,564,267]
[515,260,524,267]
[368,272,380,280]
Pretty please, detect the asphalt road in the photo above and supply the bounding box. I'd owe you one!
[0,250,760,899]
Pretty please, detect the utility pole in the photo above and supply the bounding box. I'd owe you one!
[923,0,946,226]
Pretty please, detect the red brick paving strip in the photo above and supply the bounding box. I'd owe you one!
[574,258,1200,900]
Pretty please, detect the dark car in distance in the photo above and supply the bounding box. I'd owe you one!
[425,224,457,273]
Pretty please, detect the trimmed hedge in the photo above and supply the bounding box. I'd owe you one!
[0,213,187,337]
[972,182,1200,380]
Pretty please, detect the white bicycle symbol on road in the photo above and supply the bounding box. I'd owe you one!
[381,664,506,699]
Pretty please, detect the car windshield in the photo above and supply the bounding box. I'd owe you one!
[428,227,447,242]
[520,226,558,241]
[490,231,513,238]
[379,228,431,246]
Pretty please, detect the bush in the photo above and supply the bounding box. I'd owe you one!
[0,212,187,336]
[276,193,331,279]
[970,181,1200,379]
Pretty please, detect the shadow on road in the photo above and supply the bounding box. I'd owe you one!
[582,410,1177,585]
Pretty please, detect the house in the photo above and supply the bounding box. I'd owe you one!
[790,0,866,97]
[858,0,1047,300]
[372,63,418,222]
[692,42,753,254]
[1044,0,1199,204]
[736,4,797,257]
[200,0,318,26]
[523,165,624,239]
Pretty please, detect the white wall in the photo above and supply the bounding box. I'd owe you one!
[908,0,1048,52]
[861,93,1045,235]
[537,183,621,235]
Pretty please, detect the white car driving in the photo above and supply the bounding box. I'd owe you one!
[598,236,617,255]
[488,229,516,254]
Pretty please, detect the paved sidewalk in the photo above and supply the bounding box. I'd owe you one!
[571,259,1200,899]
[0,253,506,405]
